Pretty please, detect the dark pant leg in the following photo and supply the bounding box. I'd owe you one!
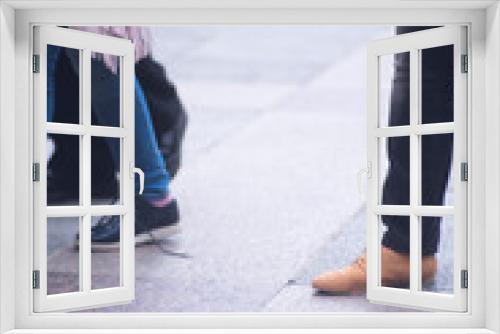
[89,58,170,200]
[380,51,411,254]
[381,28,454,256]
[64,51,170,200]
[419,45,454,255]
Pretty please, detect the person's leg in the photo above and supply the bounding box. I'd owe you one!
[135,55,188,179]
[87,75,179,248]
[47,45,62,122]
[67,55,180,247]
[382,41,453,257]
[419,44,454,255]
[380,49,411,254]
[86,57,171,201]
[313,26,453,293]
[133,79,171,202]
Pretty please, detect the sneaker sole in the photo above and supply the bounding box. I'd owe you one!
[135,224,182,244]
[75,225,182,251]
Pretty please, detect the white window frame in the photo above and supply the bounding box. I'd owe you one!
[32,26,136,312]
[366,26,468,312]
[0,1,499,333]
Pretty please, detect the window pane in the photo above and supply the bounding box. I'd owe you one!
[91,136,121,205]
[47,134,80,206]
[421,215,453,294]
[91,215,121,290]
[47,217,80,295]
[379,52,410,128]
[379,136,410,205]
[421,133,454,206]
[421,45,454,124]
[91,53,121,127]
[47,44,80,124]
[379,215,410,289]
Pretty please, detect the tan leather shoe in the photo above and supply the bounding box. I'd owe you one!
[312,246,437,294]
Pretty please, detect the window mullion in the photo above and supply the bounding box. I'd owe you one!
[373,122,454,137]
[81,48,92,293]
[409,49,421,293]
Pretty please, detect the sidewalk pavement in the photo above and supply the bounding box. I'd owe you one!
[47,26,452,313]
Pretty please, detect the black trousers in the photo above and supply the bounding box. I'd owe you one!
[381,27,454,256]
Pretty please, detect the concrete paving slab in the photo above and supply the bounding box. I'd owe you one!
[91,109,366,312]
[263,284,411,312]
[152,26,392,84]
[176,82,297,111]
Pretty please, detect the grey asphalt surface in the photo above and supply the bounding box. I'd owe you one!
[46,26,453,312]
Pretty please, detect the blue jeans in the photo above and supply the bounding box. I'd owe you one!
[47,45,170,201]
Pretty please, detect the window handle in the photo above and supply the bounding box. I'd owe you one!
[130,163,144,195]
[357,168,367,197]
[357,162,371,197]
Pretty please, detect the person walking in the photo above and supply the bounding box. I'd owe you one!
[313,26,453,293]
[47,27,186,248]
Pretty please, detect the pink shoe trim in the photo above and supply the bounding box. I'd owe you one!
[150,195,174,208]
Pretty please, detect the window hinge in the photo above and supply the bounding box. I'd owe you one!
[32,54,40,73]
[461,162,468,182]
[461,54,468,73]
[32,270,40,289]
[32,163,40,182]
[461,269,468,289]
